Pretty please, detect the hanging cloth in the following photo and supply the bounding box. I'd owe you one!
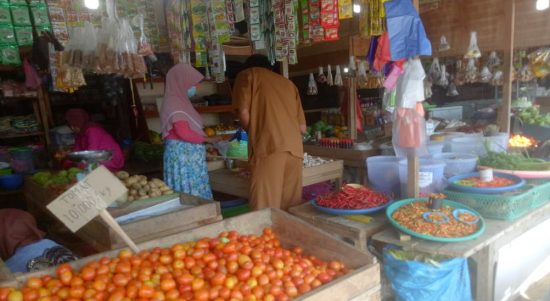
[373,32,391,71]
[384,0,432,60]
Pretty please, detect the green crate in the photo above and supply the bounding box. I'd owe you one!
[221,204,250,219]
[444,180,550,221]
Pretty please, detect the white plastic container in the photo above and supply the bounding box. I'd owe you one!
[427,141,444,156]
[398,159,446,197]
[433,153,478,178]
[366,156,405,197]
[450,132,509,155]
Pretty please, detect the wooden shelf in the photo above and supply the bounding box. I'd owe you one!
[144,111,159,118]
[0,131,44,139]
[196,105,236,114]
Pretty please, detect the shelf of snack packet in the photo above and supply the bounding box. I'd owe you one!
[23,169,222,252]
[208,154,344,199]
[0,209,382,301]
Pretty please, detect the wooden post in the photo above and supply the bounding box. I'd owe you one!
[407,0,420,198]
[348,77,358,141]
[497,0,515,133]
[99,209,140,253]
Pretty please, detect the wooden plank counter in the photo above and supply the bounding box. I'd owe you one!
[289,202,390,251]
[1,209,382,301]
[209,160,344,199]
[373,200,550,301]
[23,179,222,252]
[303,144,379,184]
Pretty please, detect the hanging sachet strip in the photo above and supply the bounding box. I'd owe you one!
[321,0,339,41]
[300,0,310,44]
[338,0,352,19]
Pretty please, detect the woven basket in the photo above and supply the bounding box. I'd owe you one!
[444,180,550,221]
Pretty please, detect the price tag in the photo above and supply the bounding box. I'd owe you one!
[47,166,127,233]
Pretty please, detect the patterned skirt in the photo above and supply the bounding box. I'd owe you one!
[163,139,213,200]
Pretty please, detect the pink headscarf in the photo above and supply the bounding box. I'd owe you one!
[160,64,205,138]
[65,108,90,130]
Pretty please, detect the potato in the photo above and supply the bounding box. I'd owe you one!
[142,184,151,192]
[116,171,130,180]
[128,196,135,202]
[148,181,157,189]
[139,195,148,200]
[163,190,174,195]
[129,189,138,196]
[126,176,138,185]
[150,189,161,196]
[159,185,170,192]
[131,183,141,190]
[138,189,147,196]
[139,180,148,186]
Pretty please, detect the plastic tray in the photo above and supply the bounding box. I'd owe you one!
[310,199,391,215]
[386,198,486,243]
[478,166,550,179]
[447,172,526,194]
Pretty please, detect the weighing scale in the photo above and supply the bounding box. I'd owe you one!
[66,150,112,181]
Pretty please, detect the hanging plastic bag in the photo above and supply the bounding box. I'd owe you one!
[134,14,157,62]
[454,60,465,86]
[317,66,326,83]
[424,79,432,99]
[439,35,450,52]
[357,60,368,88]
[479,65,492,83]
[307,73,318,95]
[491,70,504,86]
[487,51,501,67]
[528,48,550,78]
[384,64,404,90]
[464,31,481,59]
[392,107,428,157]
[81,22,97,70]
[327,65,334,86]
[518,65,535,82]
[446,82,459,97]
[374,32,392,71]
[428,58,441,82]
[24,58,41,90]
[384,246,473,301]
[436,64,449,87]
[384,0,432,60]
[334,65,343,86]
[465,58,478,83]
[366,36,379,67]
[395,58,426,109]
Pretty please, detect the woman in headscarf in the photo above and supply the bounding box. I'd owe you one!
[0,209,77,273]
[160,63,218,199]
[65,108,125,171]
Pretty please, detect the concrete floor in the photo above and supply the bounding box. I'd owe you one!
[515,272,550,301]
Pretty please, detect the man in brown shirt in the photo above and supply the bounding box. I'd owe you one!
[232,55,306,210]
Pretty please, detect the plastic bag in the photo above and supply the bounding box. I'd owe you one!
[454,60,465,86]
[528,48,550,78]
[436,64,448,86]
[439,35,450,52]
[487,51,501,67]
[326,65,333,86]
[395,58,426,109]
[465,58,478,83]
[479,66,492,83]
[518,65,534,82]
[357,60,368,88]
[317,66,326,83]
[491,70,504,86]
[384,246,472,301]
[446,82,459,97]
[424,79,432,99]
[392,107,428,157]
[464,31,481,59]
[334,65,343,86]
[428,58,441,82]
[307,73,318,95]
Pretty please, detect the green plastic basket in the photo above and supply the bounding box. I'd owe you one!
[221,204,250,219]
[444,180,550,221]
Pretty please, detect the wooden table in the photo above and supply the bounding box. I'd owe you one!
[372,201,550,301]
[303,144,379,184]
[209,160,344,199]
[289,202,389,251]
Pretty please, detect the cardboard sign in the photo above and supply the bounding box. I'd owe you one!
[47,166,127,233]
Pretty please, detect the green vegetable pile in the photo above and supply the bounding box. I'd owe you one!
[479,151,550,171]
[387,249,450,264]
[32,167,82,187]
[517,107,550,127]
[134,141,164,162]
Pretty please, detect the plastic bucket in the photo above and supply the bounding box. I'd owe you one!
[450,133,509,155]
[433,153,478,178]
[399,159,446,197]
[427,141,444,156]
[367,156,405,197]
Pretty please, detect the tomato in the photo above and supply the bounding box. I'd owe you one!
[176,274,193,286]
[236,269,251,281]
[183,257,196,269]
[68,286,85,299]
[226,261,239,274]
[138,286,155,299]
[58,271,72,286]
[160,279,176,292]
[165,289,179,300]
[191,278,205,291]
[224,276,238,290]
[194,289,209,301]
[112,274,129,287]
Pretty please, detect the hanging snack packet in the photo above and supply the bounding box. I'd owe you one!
[31,4,49,26]
[317,66,326,83]
[446,82,459,97]
[465,58,478,83]
[0,4,11,24]
[14,25,32,46]
[439,35,450,52]
[0,24,15,45]
[10,5,30,26]
[0,44,20,65]
[527,48,550,78]
[490,70,503,86]
[464,31,481,59]
[518,65,534,82]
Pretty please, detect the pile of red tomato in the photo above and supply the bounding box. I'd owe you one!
[0,228,348,301]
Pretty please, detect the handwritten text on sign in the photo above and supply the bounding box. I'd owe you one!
[46,166,127,232]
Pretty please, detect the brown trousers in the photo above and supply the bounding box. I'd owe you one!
[249,151,302,211]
